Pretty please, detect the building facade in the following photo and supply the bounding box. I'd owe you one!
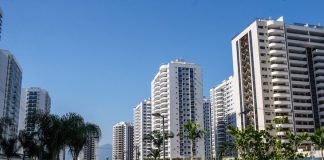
[0,50,22,137]
[232,17,324,142]
[79,133,99,160]
[133,98,152,160]
[112,121,134,160]
[203,98,212,160]
[151,59,205,159]
[18,87,51,133]
[210,76,235,159]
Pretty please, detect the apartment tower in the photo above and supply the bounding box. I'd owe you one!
[232,17,324,141]
[151,59,205,159]
[18,87,51,133]
[133,98,152,160]
[203,98,212,160]
[112,121,134,160]
[210,76,235,158]
[79,133,99,160]
[0,50,22,137]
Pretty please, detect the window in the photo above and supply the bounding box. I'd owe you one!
[259,32,265,36]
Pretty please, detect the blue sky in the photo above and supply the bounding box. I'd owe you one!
[0,0,323,145]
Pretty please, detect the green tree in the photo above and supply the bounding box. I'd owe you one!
[226,125,305,160]
[0,136,21,160]
[184,120,205,160]
[62,113,101,160]
[144,130,164,160]
[307,128,324,160]
[18,130,40,160]
[34,112,65,159]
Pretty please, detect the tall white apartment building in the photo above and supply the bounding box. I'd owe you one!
[18,87,51,133]
[133,98,152,160]
[79,133,99,160]
[112,121,134,160]
[151,59,205,159]
[0,50,22,137]
[210,76,235,158]
[203,98,212,160]
[232,17,324,140]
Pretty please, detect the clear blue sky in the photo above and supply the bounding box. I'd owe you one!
[0,0,323,145]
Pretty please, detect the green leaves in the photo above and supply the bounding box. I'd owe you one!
[226,125,307,160]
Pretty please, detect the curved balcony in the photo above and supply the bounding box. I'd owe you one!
[273,100,291,105]
[315,69,324,74]
[266,21,283,28]
[269,42,286,49]
[270,57,286,63]
[271,71,288,76]
[316,76,324,81]
[289,52,306,59]
[274,108,292,113]
[314,55,324,62]
[273,93,290,98]
[288,46,305,53]
[289,60,307,65]
[269,49,286,56]
[268,29,284,36]
[273,85,289,90]
[268,36,285,42]
[276,123,293,128]
[272,78,289,83]
[277,131,286,136]
[271,63,287,69]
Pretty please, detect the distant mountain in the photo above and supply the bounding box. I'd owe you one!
[99,144,112,160]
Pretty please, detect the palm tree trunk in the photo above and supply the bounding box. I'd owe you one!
[191,140,194,160]
[321,147,323,160]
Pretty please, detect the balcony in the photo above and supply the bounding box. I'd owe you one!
[268,36,285,42]
[287,46,305,53]
[272,78,289,83]
[271,71,288,76]
[276,123,293,128]
[273,85,289,90]
[289,52,307,59]
[273,93,290,98]
[269,50,286,56]
[290,74,308,79]
[274,108,292,113]
[289,60,307,65]
[271,64,287,69]
[273,100,291,105]
[268,29,284,36]
[270,57,286,63]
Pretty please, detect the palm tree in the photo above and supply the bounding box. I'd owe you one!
[144,130,164,159]
[0,117,13,142]
[308,128,324,160]
[34,112,65,159]
[184,120,205,160]
[62,113,101,160]
[18,130,40,160]
[0,136,21,160]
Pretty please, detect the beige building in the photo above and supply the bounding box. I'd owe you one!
[232,16,324,142]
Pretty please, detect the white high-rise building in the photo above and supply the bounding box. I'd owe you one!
[79,133,99,160]
[210,76,235,158]
[112,121,134,160]
[151,59,205,159]
[18,87,51,133]
[133,98,152,160]
[0,50,22,137]
[203,98,212,160]
[232,17,324,141]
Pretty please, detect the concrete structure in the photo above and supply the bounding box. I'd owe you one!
[232,17,324,142]
[210,76,235,158]
[0,50,22,137]
[79,133,99,160]
[112,121,134,160]
[133,98,152,160]
[18,87,51,133]
[151,59,205,159]
[203,98,212,160]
